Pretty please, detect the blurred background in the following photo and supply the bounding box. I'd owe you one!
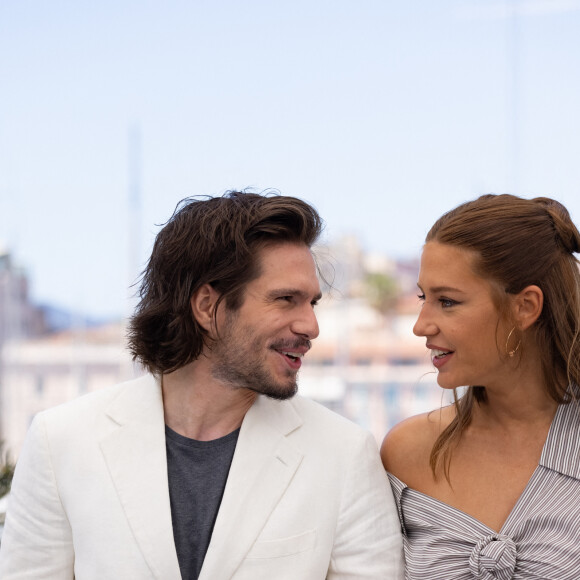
[1,0,579,500]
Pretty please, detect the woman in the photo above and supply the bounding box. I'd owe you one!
[382,194,580,579]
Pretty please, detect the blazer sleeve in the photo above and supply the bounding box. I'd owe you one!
[327,430,404,580]
[0,414,75,579]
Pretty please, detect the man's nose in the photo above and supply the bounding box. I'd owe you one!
[292,306,320,340]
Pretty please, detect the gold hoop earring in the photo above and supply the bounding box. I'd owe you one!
[506,326,521,357]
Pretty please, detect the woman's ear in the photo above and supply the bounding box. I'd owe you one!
[512,285,544,330]
[190,284,220,334]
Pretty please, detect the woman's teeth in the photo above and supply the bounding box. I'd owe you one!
[431,349,451,359]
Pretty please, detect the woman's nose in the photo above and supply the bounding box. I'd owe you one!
[413,307,437,337]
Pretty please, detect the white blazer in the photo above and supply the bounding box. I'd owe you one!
[0,375,403,579]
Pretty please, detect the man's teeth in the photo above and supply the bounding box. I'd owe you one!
[282,351,303,358]
[432,349,451,358]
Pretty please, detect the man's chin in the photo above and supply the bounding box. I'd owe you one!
[253,382,298,401]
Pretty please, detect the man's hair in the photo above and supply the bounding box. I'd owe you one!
[127,191,323,375]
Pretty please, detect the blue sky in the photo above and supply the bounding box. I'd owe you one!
[1,0,579,318]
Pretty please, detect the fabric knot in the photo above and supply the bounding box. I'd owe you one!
[468,534,516,580]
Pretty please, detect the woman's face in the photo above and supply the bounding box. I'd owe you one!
[413,241,509,390]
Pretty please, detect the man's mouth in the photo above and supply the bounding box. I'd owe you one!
[271,340,310,369]
[280,351,304,362]
[273,349,304,371]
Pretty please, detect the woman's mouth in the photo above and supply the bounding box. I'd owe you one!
[431,348,454,368]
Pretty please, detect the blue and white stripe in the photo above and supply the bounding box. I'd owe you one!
[388,397,580,579]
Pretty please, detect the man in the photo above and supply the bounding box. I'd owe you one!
[0,191,403,579]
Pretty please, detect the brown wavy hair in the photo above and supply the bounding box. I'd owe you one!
[426,194,580,478]
[127,191,323,375]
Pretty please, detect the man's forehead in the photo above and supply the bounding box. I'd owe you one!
[256,241,314,267]
[253,243,320,288]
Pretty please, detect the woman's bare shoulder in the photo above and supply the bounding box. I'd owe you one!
[380,405,455,482]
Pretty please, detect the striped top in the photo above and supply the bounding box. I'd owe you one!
[388,397,580,580]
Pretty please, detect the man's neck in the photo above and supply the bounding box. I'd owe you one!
[161,360,257,441]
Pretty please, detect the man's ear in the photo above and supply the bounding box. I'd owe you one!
[190,284,220,334]
[512,285,544,331]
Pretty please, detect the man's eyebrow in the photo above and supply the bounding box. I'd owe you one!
[268,288,323,302]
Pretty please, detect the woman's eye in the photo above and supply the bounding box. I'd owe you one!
[417,293,457,307]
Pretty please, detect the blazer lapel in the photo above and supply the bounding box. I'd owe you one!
[199,396,304,580]
[99,375,182,580]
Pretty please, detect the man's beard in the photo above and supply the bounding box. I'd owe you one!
[210,314,306,400]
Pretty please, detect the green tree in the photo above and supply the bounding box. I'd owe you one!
[364,272,399,318]
[0,440,15,498]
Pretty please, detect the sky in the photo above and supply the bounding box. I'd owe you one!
[1,0,580,319]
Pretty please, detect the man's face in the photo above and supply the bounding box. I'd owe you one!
[210,242,321,400]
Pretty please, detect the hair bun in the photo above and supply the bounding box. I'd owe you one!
[534,197,580,254]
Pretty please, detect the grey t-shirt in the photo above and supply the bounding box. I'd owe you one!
[165,425,239,580]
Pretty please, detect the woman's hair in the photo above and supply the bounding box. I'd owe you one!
[426,194,580,478]
[127,191,323,375]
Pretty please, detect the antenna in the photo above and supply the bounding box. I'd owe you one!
[127,124,142,313]
[123,124,143,379]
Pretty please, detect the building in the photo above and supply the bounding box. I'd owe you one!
[0,247,46,348]
[0,323,139,458]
